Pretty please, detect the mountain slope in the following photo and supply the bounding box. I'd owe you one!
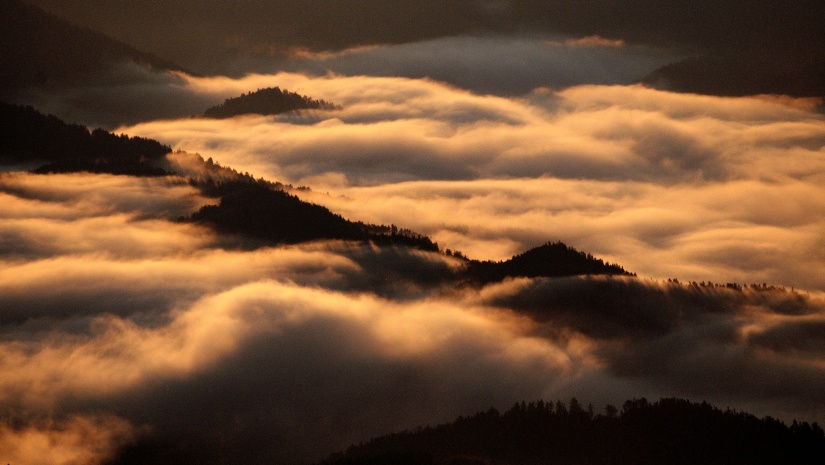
[23,0,825,100]
[643,51,825,100]
[319,398,825,465]
[0,0,182,98]
[0,101,171,174]
[0,101,630,284]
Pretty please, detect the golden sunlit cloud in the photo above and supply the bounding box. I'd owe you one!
[119,75,825,291]
[0,279,576,408]
[563,35,626,47]
[0,415,135,465]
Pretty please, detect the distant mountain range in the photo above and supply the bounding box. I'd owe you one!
[0,0,182,98]
[19,0,825,101]
[5,0,823,102]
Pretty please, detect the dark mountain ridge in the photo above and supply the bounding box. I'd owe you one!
[0,101,171,175]
[0,101,627,285]
[203,86,339,118]
[319,397,825,465]
[642,50,825,101]
[0,0,183,98]
[183,180,631,284]
[466,242,630,284]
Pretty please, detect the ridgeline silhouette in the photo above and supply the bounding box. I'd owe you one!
[0,0,182,97]
[0,101,170,175]
[2,101,628,283]
[184,182,630,283]
[187,179,443,252]
[643,51,825,101]
[203,87,338,118]
[321,398,825,465]
[465,242,630,284]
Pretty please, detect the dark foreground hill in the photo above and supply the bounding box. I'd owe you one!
[320,398,825,465]
[203,87,339,118]
[0,0,182,98]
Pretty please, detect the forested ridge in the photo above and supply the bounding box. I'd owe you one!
[184,182,631,282]
[465,242,630,284]
[322,398,825,465]
[203,86,339,118]
[1,101,627,283]
[0,101,170,175]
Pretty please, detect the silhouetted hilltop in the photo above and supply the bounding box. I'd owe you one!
[321,398,825,465]
[186,180,441,251]
[0,0,182,97]
[643,51,825,101]
[464,242,631,284]
[184,181,628,280]
[203,87,339,119]
[0,101,171,175]
[189,181,367,244]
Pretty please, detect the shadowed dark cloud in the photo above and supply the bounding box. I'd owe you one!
[264,35,674,96]
[481,276,825,419]
[24,0,825,79]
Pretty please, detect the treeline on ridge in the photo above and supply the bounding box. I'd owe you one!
[203,86,339,118]
[321,397,825,465]
[465,242,630,283]
[184,179,631,283]
[187,179,442,251]
[1,101,629,284]
[0,101,170,175]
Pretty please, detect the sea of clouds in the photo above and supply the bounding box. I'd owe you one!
[3,34,825,465]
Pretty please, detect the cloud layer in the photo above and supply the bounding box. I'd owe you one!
[4,2,825,462]
[13,34,673,129]
[120,73,825,291]
[4,55,825,463]
[262,35,674,95]
[2,166,825,464]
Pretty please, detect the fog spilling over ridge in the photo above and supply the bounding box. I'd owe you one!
[120,72,825,292]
